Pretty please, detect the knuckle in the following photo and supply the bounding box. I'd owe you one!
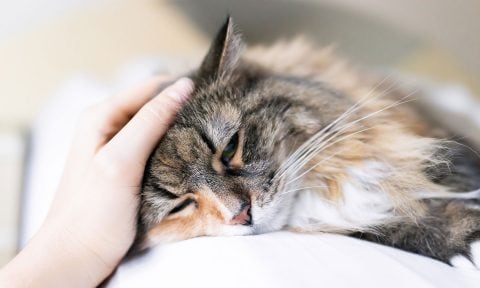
[76,100,117,135]
[93,151,128,179]
[140,100,177,126]
[76,104,105,130]
[153,93,179,109]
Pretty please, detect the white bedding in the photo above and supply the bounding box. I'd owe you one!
[22,63,480,288]
[107,232,480,288]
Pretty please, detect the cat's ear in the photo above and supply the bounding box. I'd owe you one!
[196,16,243,82]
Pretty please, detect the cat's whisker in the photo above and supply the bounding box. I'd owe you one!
[279,128,345,180]
[278,126,344,178]
[274,77,402,179]
[283,149,347,186]
[279,185,329,195]
[275,80,409,191]
[442,139,480,161]
[285,128,375,185]
[279,96,394,181]
[274,74,397,178]
[326,87,419,136]
[313,91,418,147]
[415,189,480,200]
[275,114,350,178]
[278,93,418,184]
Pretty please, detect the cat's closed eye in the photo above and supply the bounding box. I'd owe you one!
[221,132,239,166]
[168,198,196,216]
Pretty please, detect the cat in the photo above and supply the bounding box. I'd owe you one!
[132,16,480,267]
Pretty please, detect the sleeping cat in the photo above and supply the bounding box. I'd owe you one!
[132,17,480,267]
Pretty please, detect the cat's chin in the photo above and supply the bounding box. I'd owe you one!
[250,192,296,235]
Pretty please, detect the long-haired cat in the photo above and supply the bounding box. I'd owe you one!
[133,17,480,267]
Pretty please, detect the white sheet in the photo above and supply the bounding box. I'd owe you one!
[108,232,480,288]
[22,62,480,288]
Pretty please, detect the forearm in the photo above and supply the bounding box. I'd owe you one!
[0,224,113,288]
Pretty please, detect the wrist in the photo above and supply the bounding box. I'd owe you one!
[0,221,116,288]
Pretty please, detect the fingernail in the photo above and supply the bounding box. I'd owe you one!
[166,77,194,102]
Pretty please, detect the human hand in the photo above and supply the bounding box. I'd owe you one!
[0,77,194,288]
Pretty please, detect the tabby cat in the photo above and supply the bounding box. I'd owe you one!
[133,17,480,267]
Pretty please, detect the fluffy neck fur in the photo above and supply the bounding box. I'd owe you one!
[246,38,449,233]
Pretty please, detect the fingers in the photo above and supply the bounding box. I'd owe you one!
[71,76,170,158]
[99,77,194,172]
[59,76,173,189]
[78,76,171,139]
[109,75,172,119]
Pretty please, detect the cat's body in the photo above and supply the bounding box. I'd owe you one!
[133,17,480,267]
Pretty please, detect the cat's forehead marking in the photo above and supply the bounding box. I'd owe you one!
[202,102,242,146]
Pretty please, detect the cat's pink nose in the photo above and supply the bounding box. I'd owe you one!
[230,205,252,225]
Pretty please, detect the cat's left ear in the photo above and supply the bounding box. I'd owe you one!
[196,16,244,83]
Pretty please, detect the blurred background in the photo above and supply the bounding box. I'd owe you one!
[0,0,479,265]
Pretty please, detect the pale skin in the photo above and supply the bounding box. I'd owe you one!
[0,77,195,288]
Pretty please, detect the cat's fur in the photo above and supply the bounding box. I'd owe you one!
[133,17,480,267]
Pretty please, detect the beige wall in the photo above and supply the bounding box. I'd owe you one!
[316,0,480,77]
[1,0,479,129]
[0,0,207,129]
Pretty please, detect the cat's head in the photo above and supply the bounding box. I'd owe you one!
[136,17,341,249]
